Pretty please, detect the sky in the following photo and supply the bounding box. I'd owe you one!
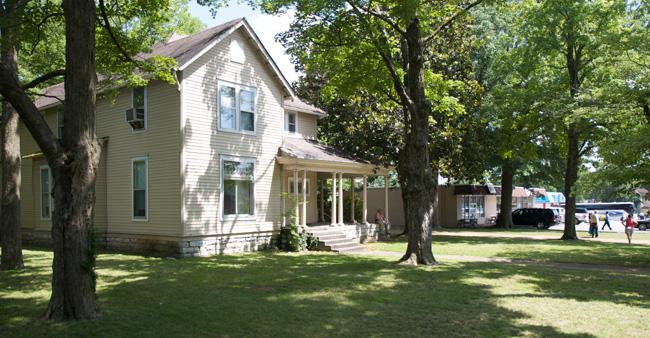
[188,1,300,83]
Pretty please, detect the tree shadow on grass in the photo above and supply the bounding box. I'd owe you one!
[2,250,631,337]
[379,235,650,268]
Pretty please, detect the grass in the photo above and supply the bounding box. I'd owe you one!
[1,241,650,337]
[371,231,650,267]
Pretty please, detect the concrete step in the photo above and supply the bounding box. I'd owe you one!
[337,246,367,253]
[327,242,365,252]
[321,238,358,246]
[313,233,347,241]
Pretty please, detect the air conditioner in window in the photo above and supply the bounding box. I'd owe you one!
[126,108,145,129]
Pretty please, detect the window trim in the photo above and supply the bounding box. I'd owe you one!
[217,80,257,135]
[40,165,52,220]
[458,194,485,219]
[131,156,149,222]
[129,86,148,132]
[57,109,64,142]
[285,111,298,135]
[220,154,256,220]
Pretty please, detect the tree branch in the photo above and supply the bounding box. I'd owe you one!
[21,69,65,90]
[98,0,133,62]
[347,1,406,36]
[0,64,64,163]
[424,0,484,44]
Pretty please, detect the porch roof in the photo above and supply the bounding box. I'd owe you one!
[276,137,389,174]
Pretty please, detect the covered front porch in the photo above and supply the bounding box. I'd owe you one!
[276,138,391,236]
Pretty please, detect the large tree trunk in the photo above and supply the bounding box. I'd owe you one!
[44,0,100,320]
[561,39,581,241]
[561,123,579,240]
[496,162,514,228]
[0,0,24,271]
[398,19,436,266]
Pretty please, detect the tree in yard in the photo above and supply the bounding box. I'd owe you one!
[0,0,24,270]
[0,0,201,320]
[517,0,625,240]
[229,0,488,265]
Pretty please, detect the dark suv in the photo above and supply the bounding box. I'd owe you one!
[512,208,558,229]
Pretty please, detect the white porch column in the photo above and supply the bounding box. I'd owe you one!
[330,173,337,226]
[302,170,307,227]
[350,177,355,223]
[293,170,299,227]
[338,173,344,225]
[319,178,325,222]
[363,175,368,224]
[384,174,389,222]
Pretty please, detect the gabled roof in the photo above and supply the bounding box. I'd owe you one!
[140,18,243,67]
[284,97,327,117]
[34,17,297,109]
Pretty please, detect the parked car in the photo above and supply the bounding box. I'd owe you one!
[512,208,558,229]
[637,219,650,231]
[575,208,589,224]
[549,207,565,223]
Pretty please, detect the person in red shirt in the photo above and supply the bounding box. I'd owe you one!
[625,215,637,244]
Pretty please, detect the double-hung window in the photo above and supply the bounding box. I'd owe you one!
[129,87,147,131]
[132,157,148,220]
[285,112,296,134]
[218,82,256,133]
[222,156,255,217]
[40,166,52,219]
[57,109,65,142]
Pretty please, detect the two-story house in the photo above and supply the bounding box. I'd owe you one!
[19,18,389,256]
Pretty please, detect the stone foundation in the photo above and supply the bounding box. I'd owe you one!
[179,232,276,257]
[22,230,278,257]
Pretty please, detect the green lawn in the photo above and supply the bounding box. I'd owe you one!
[372,232,650,267]
[2,246,650,337]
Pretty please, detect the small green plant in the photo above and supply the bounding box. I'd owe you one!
[277,193,319,252]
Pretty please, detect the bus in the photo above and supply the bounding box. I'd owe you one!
[574,202,635,216]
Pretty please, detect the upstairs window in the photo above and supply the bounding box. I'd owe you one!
[40,166,52,219]
[222,156,255,216]
[57,109,64,143]
[285,112,296,134]
[126,87,147,131]
[218,82,256,133]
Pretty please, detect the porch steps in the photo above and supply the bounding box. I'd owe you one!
[306,226,366,253]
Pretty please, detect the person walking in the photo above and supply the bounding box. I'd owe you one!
[602,211,612,230]
[624,214,637,244]
[589,211,599,238]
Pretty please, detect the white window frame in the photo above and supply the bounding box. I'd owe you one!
[285,112,297,135]
[129,87,148,132]
[40,165,52,220]
[220,154,256,220]
[288,177,310,195]
[131,156,149,221]
[57,109,64,142]
[217,81,257,135]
